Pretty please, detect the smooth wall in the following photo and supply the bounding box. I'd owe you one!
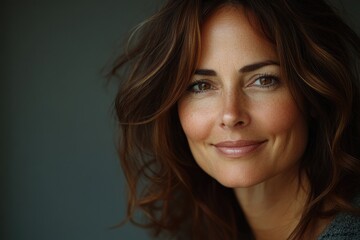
[1,0,359,240]
[1,0,160,239]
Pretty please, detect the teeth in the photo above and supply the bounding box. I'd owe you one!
[214,142,264,158]
[221,148,243,154]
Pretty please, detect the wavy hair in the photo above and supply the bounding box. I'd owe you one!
[109,0,360,239]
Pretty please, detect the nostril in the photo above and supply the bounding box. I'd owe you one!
[237,120,245,126]
[221,119,246,128]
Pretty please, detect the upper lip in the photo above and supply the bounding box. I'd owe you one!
[213,140,266,147]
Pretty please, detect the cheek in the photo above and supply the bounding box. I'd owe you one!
[255,95,308,160]
[178,99,215,142]
[254,93,306,134]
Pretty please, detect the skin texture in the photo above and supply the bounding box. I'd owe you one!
[177,5,311,239]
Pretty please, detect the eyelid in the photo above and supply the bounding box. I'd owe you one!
[187,79,214,93]
[248,73,280,88]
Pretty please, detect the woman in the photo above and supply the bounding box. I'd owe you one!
[109,0,360,239]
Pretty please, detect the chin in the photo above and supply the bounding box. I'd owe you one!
[214,173,267,189]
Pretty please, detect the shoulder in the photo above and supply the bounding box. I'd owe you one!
[317,196,360,240]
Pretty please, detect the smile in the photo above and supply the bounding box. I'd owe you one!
[213,140,267,158]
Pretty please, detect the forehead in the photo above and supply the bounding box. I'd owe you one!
[201,4,266,43]
[199,4,277,67]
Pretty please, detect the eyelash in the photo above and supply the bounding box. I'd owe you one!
[186,74,280,94]
[187,80,213,94]
[251,74,280,88]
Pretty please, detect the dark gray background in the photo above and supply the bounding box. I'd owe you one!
[1,0,359,240]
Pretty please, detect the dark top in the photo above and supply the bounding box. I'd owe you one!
[317,196,360,239]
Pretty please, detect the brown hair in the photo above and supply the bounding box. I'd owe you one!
[109,0,360,239]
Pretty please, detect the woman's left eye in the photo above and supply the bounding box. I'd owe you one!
[251,75,279,88]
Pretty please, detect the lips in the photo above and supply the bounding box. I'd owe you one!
[213,140,266,158]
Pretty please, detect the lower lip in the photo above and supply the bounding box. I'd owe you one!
[214,142,266,158]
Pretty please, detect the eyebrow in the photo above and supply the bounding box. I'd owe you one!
[239,60,279,73]
[194,60,279,76]
[194,69,217,76]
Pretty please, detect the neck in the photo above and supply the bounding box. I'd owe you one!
[234,168,308,240]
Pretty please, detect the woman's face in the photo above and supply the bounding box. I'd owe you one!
[177,5,308,188]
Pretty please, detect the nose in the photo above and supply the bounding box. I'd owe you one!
[220,90,250,128]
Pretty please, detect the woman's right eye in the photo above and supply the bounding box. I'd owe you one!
[187,81,212,93]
